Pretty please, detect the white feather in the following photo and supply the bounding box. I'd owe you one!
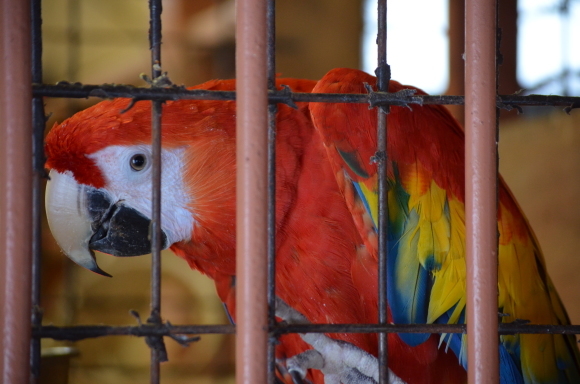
[88,145,195,246]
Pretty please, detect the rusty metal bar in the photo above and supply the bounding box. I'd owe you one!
[66,0,80,82]
[35,321,580,341]
[148,0,164,383]
[36,324,236,339]
[236,0,269,384]
[465,0,499,382]
[266,0,278,383]
[0,0,33,383]
[375,0,390,383]
[30,0,45,380]
[31,84,580,110]
[273,322,579,336]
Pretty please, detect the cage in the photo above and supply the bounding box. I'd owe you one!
[1,0,580,383]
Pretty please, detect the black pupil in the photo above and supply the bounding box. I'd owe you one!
[131,155,145,170]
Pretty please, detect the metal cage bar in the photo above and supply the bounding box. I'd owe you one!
[31,83,580,108]
[0,0,34,383]
[30,0,45,380]
[18,0,580,383]
[375,1,390,383]
[465,0,499,382]
[148,0,165,383]
[266,0,279,382]
[34,321,580,340]
[235,1,270,384]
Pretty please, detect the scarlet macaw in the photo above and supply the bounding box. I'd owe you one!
[44,68,580,384]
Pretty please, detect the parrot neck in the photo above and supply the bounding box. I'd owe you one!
[171,222,236,279]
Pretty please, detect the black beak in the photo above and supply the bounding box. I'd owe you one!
[46,170,168,277]
[88,193,168,257]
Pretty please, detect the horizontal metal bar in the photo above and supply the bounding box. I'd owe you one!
[274,323,580,336]
[35,324,236,340]
[34,322,580,341]
[275,323,467,335]
[34,83,239,101]
[33,83,580,109]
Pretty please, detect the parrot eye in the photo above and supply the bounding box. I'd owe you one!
[130,154,147,171]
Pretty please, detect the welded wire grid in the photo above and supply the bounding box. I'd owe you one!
[15,0,580,383]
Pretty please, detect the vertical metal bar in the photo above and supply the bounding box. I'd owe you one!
[65,0,80,117]
[376,1,389,384]
[149,101,163,384]
[376,0,388,91]
[0,0,33,383]
[30,0,45,380]
[465,0,499,382]
[60,0,83,329]
[149,0,163,383]
[266,0,278,383]
[559,0,570,96]
[236,0,269,383]
[266,0,276,88]
[446,0,465,125]
[66,0,80,82]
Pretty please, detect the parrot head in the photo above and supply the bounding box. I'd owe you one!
[45,87,238,277]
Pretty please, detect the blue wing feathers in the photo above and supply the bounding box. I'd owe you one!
[387,233,431,346]
[499,346,525,384]
[353,182,374,224]
[345,160,572,383]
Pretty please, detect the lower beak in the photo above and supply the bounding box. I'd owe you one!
[45,170,168,277]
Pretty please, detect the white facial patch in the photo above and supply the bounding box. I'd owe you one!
[88,145,194,246]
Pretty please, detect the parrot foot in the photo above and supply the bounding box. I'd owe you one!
[276,298,407,384]
[276,358,314,384]
[285,338,383,384]
[286,349,322,382]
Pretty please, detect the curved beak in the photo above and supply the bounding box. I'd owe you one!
[45,170,168,277]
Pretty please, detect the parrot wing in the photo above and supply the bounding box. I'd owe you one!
[44,67,580,384]
[309,68,580,384]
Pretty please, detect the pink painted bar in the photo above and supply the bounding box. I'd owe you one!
[465,0,499,383]
[0,0,34,382]
[235,0,269,383]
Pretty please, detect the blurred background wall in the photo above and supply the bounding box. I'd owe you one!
[39,0,580,383]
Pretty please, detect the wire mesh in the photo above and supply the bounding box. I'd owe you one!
[26,0,580,383]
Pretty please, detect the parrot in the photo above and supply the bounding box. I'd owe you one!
[44,67,580,384]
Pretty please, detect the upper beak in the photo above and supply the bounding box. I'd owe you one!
[45,169,168,277]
